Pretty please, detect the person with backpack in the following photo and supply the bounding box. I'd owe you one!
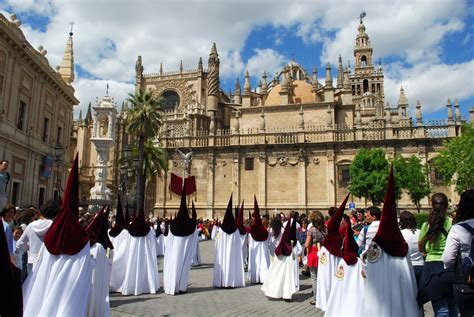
[443,189,474,316]
[418,192,456,317]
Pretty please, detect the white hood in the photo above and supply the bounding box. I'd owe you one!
[30,219,53,237]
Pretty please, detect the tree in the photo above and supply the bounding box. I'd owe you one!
[125,89,164,212]
[434,124,474,194]
[397,155,431,212]
[349,148,389,205]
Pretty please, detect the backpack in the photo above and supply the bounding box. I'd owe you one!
[453,223,474,312]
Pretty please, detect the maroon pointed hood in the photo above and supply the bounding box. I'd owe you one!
[155,219,163,237]
[170,184,197,236]
[275,214,292,256]
[373,164,408,257]
[128,205,151,237]
[97,206,114,249]
[235,200,247,235]
[250,196,268,241]
[124,202,130,229]
[109,199,125,237]
[221,194,237,234]
[322,193,350,257]
[0,219,23,316]
[86,206,106,245]
[44,155,89,255]
[342,220,359,265]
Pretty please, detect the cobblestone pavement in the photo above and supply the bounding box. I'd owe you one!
[110,240,434,317]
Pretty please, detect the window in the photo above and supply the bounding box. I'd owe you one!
[42,117,50,142]
[38,187,46,207]
[56,126,63,145]
[363,80,369,94]
[361,55,367,66]
[430,166,444,185]
[245,157,254,171]
[11,181,20,205]
[338,165,351,185]
[17,101,26,130]
[161,90,180,112]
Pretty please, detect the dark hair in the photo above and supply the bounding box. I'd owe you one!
[353,224,363,232]
[342,214,350,223]
[422,193,448,245]
[271,216,282,238]
[309,210,325,231]
[328,207,338,217]
[40,200,60,219]
[399,210,417,233]
[1,204,15,217]
[456,189,474,222]
[367,206,382,220]
[20,208,36,225]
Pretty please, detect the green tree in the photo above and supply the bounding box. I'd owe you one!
[397,155,431,211]
[125,89,164,211]
[349,148,389,205]
[434,124,474,194]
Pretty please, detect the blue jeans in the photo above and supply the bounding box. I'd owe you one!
[432,296,457,317]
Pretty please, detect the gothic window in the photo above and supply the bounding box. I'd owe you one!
[363,80,369,94]
[352,85,356,96]
[377,83,381,94]
[430,165,444,185]
[361,55,367,66]
[245,157,254,171]
[371,83,375,94]
[161,90,180,112]
[338,165,351,186]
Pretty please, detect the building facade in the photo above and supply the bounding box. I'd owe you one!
[0,13,78,208]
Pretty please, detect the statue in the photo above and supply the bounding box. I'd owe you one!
[177,148,193,173]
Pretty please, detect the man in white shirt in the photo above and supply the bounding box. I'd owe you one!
[356,206,381,255]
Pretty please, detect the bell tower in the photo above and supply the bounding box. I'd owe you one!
[354,13,374,73]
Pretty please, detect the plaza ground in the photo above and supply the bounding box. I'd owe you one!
[110,239,434,317]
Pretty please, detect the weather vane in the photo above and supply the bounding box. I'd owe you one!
[360,11,366,23]
[69,21,75,35]
[106,83,109,96]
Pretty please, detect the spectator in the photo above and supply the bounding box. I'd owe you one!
[399,211,424,283]
[356,206,381,255]
[305,210,326,306]
[442,189,474,316]
[418,192,455,316]
[1,204,15,228]
[12,226,24,270]
[0,160,10,212]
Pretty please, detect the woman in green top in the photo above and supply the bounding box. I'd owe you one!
[417,192,456,317]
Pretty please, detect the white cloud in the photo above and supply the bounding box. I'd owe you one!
[246,49,286,80]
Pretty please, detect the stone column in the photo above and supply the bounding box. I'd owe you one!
[206,155,215,219]
[232,154,240,205]
[298,151,307,211]
[258,153,267,213]
[327,150,336,206]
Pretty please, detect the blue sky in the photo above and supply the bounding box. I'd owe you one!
[1,0,473,121]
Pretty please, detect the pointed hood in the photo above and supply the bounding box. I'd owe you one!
[155,219,163,237]
[86,206,106,245]
[221,194,237,234]
[342,221,359,265]
[44,155,89,255]
[250,196,268,241]
[87,206,114,249]
[322,193,350,257]
[373,164,408,257]
[109,198,125,237]
[275,214,292,256]
[170,185,197,236]
[0,219,22,316]
[128,205,151,237]
[288,214,297,247]
[235,200,246,235]
[124,202,130,229]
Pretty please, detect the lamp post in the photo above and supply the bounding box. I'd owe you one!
[53,144,65,201]
[120,144,132,204]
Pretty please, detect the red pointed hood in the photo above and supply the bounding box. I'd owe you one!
[128,205,151,237]
[235,200,246,235]
[275,214,292,256]
[0,219,23,316]
[170,184,197,236]
[221,194,237,234]
[44,155,89,255]
[109,199,125,237]
[373,164,408,257]
[322,193,350,257]
[86,206,106,245]
[250,196,268,241]
[342,220,359,265]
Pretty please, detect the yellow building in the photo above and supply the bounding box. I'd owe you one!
[0,13,78,207]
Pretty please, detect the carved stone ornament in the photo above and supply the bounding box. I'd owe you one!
[153,79,195,112]
[313,157,320,165]
[172,160,178,167]
[221,160,227,166]
[267,154,299,167]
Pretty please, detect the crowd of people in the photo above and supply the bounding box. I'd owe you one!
[1,158,474,317]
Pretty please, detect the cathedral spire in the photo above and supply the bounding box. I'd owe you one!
[243,69,251,95]
[261,71,268,94]
[58,23,75,84]
[311,66,319,89]
[235,78,241,96]
[337,55,343,88]
[325,62,333,87]
[198,57,203,71]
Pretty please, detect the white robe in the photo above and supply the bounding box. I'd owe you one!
[315,246,340,312]
[156,234,165,256]
[292,241,303,291]
[240,233,249,266]
[163,231,197,295]
[191,229,202,266]
[212,228,245,288]
[22,243,94,317]
[87,243,111,317]
[109,230,130,292]
[248,236,270,284]
[211,225,218,240]
[363,248,419,317]
[119,230,159,295]
[325,257,365,317]
[261,250,296,299]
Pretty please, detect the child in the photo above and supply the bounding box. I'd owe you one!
[12,226,25,270]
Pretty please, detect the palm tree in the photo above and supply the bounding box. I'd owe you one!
[125,89,164,212]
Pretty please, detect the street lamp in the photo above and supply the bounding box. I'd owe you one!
[53,144,65,201]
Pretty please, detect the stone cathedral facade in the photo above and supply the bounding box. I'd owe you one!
[76,18,471,218]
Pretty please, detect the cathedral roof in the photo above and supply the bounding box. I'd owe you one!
[265,80,314,106]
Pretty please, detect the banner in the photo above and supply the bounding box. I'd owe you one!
[42,154,53,178]
[169,173,197,196]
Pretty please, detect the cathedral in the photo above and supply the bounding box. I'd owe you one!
[74,17,471,218]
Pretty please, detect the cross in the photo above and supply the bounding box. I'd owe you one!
[69,21,75,34]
